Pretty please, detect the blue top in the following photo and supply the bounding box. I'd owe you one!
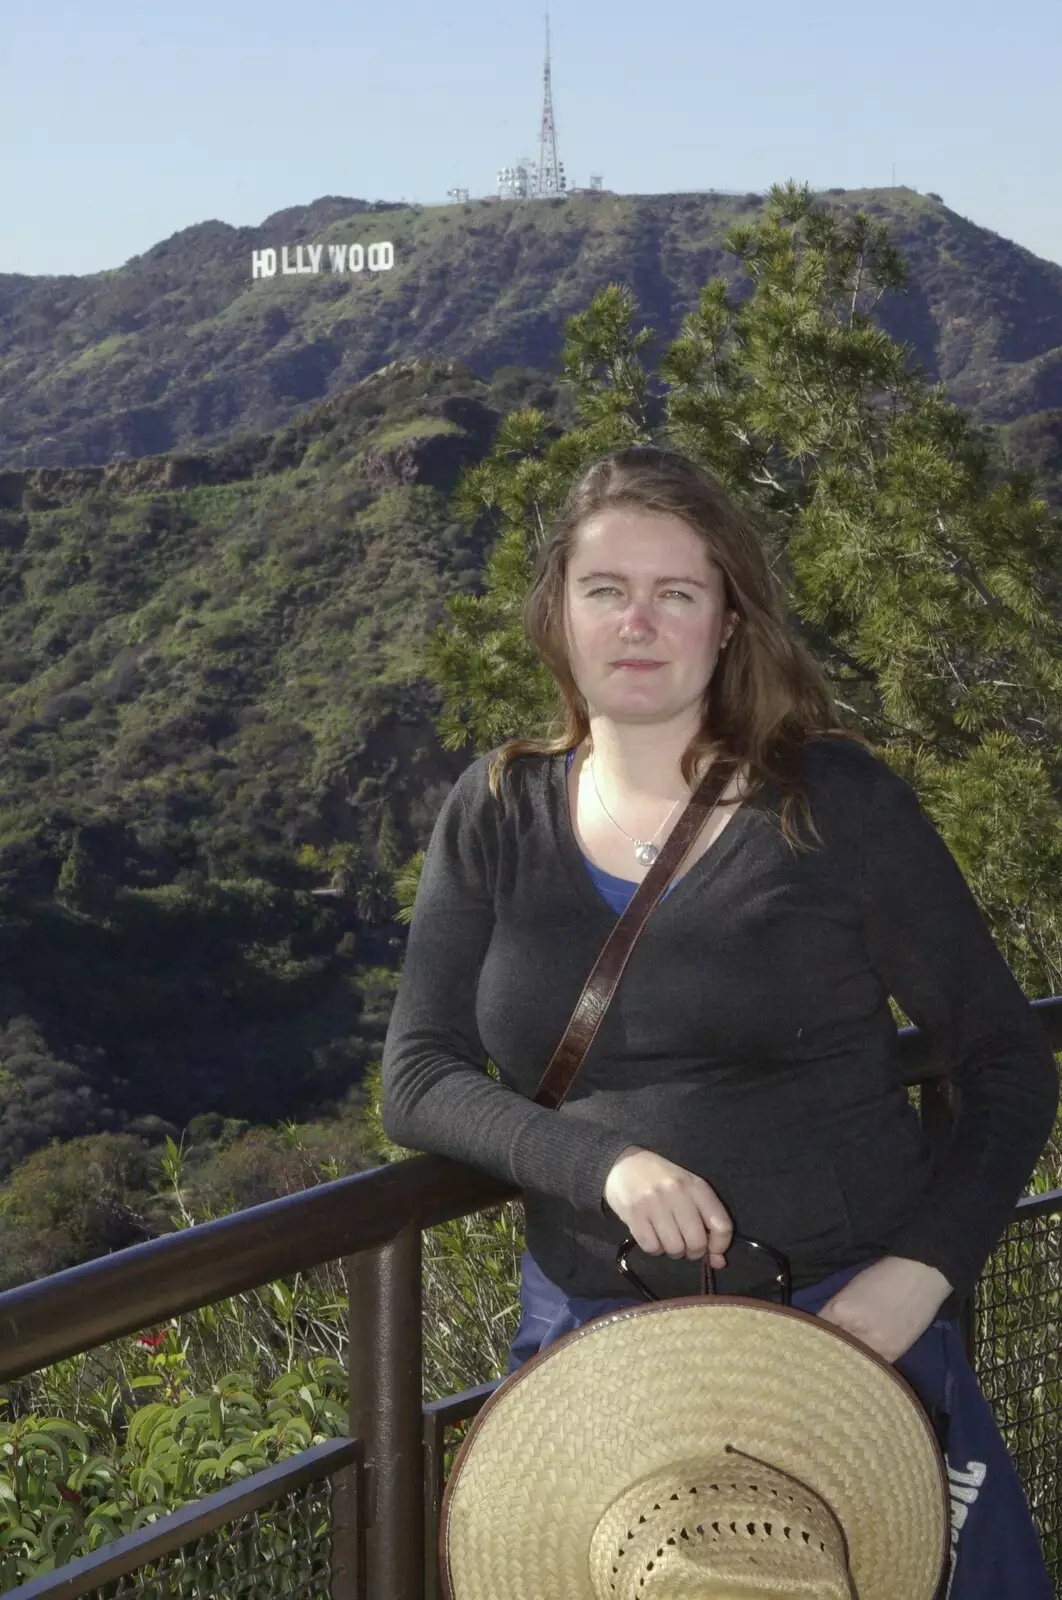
[565,747,676,911]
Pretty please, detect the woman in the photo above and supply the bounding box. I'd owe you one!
[381,446,1058,1596]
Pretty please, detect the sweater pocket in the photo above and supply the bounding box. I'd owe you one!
[713,1153,855,1265]
[829,1113,934,1254]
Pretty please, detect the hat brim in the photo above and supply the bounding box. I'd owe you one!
[441,1297,950,1600]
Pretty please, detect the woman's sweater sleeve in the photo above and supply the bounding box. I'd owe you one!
[856,760,1059,1301]
[380,771,633,1214]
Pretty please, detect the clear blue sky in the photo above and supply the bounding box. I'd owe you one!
[6,0,1061,277]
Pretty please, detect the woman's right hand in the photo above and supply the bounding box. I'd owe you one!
[602,1146,734,1271]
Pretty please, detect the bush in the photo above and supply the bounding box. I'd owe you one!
[0,1133,160,1281]
[0,1343,347,1587]
[0,1012,118,1181]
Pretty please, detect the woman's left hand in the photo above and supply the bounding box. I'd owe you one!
[817,1256,954,1364]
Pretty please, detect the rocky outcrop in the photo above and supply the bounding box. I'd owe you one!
[0,455,216,511]
[358,430,482,492]
[0,467,101,509]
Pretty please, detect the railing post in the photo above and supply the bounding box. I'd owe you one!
[347,1222,425,1600]
[329,1441,365,1600]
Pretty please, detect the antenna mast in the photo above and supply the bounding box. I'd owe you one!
[537,12,565,197]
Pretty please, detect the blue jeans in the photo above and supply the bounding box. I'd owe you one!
[507,1249,1054,1599]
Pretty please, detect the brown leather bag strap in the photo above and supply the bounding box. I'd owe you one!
[532,758,738,1109]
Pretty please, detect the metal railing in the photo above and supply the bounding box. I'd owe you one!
[7,1439,363,1599]
[0,1000,1058,1599]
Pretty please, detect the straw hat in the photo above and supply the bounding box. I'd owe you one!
[441,1297,950,1599]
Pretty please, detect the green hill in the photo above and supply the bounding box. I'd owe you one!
[4,187,1062,469]
[0,358,511,1198]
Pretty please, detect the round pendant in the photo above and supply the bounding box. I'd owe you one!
[635,842,659,866]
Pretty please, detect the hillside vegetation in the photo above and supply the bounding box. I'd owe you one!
[3,187,1062,469]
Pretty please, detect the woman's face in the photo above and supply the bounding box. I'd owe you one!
[563,506,735,723]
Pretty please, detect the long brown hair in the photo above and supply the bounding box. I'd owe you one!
[485,445,873,853]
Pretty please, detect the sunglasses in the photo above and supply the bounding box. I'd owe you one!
[616,1232,793,1304]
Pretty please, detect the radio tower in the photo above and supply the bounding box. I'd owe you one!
[536,12,565,197]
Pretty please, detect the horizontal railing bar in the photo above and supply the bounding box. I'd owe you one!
[4,1436,362,1599]
[0,998,1057,1385]
[423,1380,501,1426]
[896,997,1060,1077]
[1011,1190,1062,1221]
[0,1160,517,1384]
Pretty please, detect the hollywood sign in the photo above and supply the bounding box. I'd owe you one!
[251,241,395,279]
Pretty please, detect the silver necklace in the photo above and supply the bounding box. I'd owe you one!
[587,745,685,866]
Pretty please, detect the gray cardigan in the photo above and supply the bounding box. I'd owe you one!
[381,736,1058,1310]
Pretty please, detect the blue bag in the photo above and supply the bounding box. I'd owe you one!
[506,1248,1054,1599]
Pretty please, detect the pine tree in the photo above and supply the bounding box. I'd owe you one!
[376,801,404,875]
[56,831,96,914]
